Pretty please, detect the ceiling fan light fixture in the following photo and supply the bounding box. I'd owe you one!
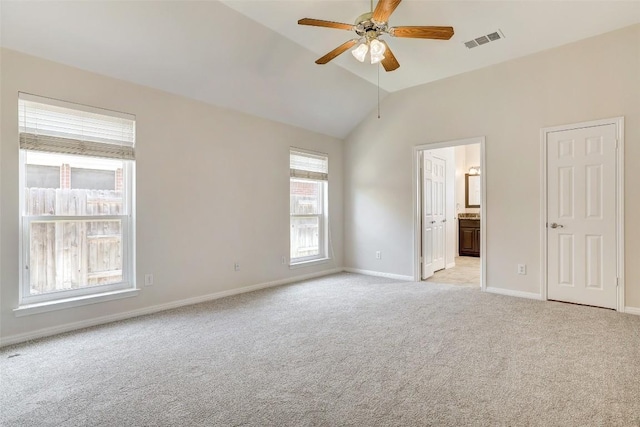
[351,42,369,62]
[369,38,386,55]
[370,51,385,64]
[369,38,386,64]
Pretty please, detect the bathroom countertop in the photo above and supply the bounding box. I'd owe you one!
[458,213,480,219]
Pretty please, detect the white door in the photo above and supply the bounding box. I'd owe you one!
[422,152,435,279]
[432,156,446,271]
[547,124,617,309]
[422,152,447,279]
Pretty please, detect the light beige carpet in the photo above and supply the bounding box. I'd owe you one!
[1,273,639,426]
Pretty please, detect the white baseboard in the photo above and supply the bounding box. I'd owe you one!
[0,268,343,348]
[485,286,543,301]
[624,306,640,316]
[343,268,413,282]
[446,262,456,269]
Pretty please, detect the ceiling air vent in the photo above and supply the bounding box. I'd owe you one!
[464,40,478,49]
[464,30,505,49]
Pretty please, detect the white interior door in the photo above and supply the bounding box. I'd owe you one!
[422,152,447,279]
[422,152,435,279]
[547,124,617,309]
[432,156,446,271]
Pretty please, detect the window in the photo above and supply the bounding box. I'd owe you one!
[290,149,328,264]
[18,93,135,306]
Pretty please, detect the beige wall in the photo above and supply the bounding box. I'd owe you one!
[0,49,344,342]
[344,25,640,308]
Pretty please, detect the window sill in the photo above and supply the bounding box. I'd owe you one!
[14,288,139,317]
[289,257,331,270]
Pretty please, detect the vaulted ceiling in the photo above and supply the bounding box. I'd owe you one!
[2,1,639,138]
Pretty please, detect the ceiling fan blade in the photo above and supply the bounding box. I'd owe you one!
[298,18,354,31]
[389,26,454,40]
[380,41,399,72]
[372,0,402,23]
[315,39,359,64]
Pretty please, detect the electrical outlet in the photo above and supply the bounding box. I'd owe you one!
[234,262,240,271]
[376,251,381,260]
[517,264,527,275]
[144,274,154,286]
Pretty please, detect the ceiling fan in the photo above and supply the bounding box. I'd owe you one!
[298,0,454,72]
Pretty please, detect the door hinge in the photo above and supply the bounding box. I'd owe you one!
[615,139,619,149]
[616,277,620,287]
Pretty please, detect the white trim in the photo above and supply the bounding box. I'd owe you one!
[480,140,487,292]
[19,150,26,306]
[343,268,413,281]
[539,127,548,302]
[616,119,625,312]
[129,160,137,289]
[445,262,456,269]
[14,288,140,317]
[412,136,486,292]
[486,286,543,301]
[289,257,331,269]
[623,307,640,316]
[539,117,624,134]
[1,268,342,348]
[539,117,625,311]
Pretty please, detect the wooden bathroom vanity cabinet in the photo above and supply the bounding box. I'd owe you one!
[459,218,480,257]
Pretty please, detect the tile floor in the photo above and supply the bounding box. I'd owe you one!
[425,256,480,287]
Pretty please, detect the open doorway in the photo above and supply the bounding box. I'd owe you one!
[413,137,486,289]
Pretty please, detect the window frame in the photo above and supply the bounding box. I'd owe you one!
[19,152,135,306]
[17,94,136,308]
[289,149,329,266]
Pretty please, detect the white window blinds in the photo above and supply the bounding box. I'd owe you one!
[290,150,328,181]
[18,93,135,160]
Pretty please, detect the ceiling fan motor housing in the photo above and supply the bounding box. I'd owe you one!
[354,12,387,40]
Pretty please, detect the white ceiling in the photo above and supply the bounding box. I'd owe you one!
[2,1,639,139]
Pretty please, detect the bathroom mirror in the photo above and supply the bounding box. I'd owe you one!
[465,174,481,208]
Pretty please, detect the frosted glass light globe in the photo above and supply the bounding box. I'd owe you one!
[351,43,369,62]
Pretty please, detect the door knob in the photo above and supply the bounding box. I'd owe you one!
[430,220,436,224]
[550,223,564,229]
[442,219,447,223]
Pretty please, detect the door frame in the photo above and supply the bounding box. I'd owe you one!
[539,117,625,311]
[413,136,486,291]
